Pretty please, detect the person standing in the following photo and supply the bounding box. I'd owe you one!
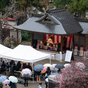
[10,64,15,76]
[45,74,48,88]
[1,61,6,72]
[9,82,17,88]
[27,63,32,71]
[46,67,51,76]
[3,84,9,88]
[23,74,29,87]
[36,71,41,82]
[23,62,27,69]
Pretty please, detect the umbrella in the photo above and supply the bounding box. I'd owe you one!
[55,64,64,69]
[0,76,7,82]
[34,64,44,72]
[41,67,47,73]
[64,63,71,68]
[44,63,51,68]
[9,76,18,83]
[3,79,10,84]
[50,73,58,75]
[75,62,86,70]
[51,64,57,71]
[21,68,31,76]
[45,78,48,82]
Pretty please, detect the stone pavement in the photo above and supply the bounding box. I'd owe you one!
[17,81,46,88]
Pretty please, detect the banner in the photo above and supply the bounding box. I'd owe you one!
[44,34,72,48]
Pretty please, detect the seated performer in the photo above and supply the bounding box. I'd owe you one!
[39,41,43,49]
[47,43,52,51]
[47,37,53,47]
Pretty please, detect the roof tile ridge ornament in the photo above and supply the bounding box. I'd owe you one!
[35,13,60,25]
[30,13,44,18]
[46,7,67,13]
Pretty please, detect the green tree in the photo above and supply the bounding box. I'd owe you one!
[16,0,48,11]
[53,0,71,8]
[68,0,88,18]
[54,0,88,18]
[21,31,31,41]
[0,0,10,11]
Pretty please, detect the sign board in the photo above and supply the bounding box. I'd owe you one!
[65,50,72,62]
[60,51,62,60]
[74,46,78,55]
[79,47,84,56]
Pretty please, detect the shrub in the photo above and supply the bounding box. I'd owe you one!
[54,59,88,88]
[3,37,10,47]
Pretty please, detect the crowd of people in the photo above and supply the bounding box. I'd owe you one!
[0,58,33,88]
[0,58,61,88]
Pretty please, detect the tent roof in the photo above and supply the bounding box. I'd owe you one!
[14,8,83,35]
[1,45,50,63]
[0,44,12,55]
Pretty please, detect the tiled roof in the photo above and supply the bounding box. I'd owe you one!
[7,17,17,21]
[14,8,83,35]
[47,8,83,35]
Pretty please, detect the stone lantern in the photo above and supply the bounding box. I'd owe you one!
[10,35,14,49]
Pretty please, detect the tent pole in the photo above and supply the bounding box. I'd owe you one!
[61,36,63,53]
[31,32,34,46]
[50,55,51,64]
[32,62,34,83]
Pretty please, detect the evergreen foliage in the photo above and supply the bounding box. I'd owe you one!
[0,0,10,11]
[54,0,88,18]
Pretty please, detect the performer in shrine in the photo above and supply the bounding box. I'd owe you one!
[47,36,53,50]
[47,36,53,46]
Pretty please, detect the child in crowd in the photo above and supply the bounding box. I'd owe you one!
[38,82,42,88]
[3,84,9,88]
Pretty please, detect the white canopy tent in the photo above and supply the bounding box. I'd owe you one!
[0,44,12,57]
[0,45,50,63]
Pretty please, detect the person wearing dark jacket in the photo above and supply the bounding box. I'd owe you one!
[1,61,6,72]
[46,67,51,76]
[27,63,32,71]
[10,64,15,75]
[23,62,27,69]
[10,60,15,66]
[23,74,29,87]
[15,61,21,71]
[17,61,21,69]
[9,81,17,88]
[6,62,10,76]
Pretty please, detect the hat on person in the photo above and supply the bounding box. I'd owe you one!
[24,62,26,63]
[39,82,42,85]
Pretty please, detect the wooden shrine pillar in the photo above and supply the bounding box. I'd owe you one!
[71,35,74,60]
[31,32,34,46]
[61,36,63,53]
